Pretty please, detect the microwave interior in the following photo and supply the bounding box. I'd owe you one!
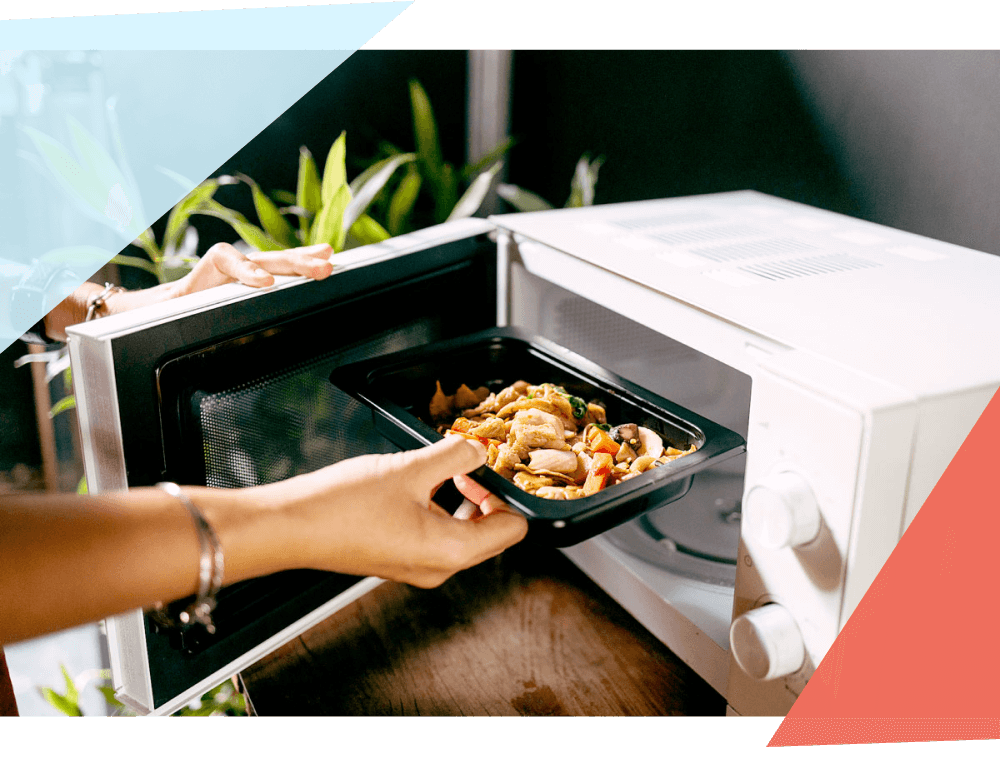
[103,230,751,711]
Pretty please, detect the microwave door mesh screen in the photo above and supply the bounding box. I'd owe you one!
[192,321,437,489]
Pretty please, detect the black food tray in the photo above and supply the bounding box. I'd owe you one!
[330,327,745,547]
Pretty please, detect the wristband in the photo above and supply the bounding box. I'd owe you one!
[150,482,225,635]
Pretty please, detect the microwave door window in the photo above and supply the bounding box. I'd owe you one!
[100,231,497,711]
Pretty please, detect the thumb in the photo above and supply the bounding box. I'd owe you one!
[405,435,487,493]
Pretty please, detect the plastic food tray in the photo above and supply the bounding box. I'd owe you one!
[330,327,746,546]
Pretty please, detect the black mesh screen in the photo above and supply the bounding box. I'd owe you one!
[195,323,434,489]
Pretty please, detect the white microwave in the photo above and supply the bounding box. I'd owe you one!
[68,191,1000,716]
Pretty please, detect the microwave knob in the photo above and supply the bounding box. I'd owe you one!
[730,603,806,681]
[743,471,821,549]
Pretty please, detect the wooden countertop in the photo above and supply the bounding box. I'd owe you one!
[242,542,725,716]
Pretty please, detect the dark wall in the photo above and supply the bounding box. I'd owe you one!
[507,51,858,216]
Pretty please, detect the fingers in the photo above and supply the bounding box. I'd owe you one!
[248,244,334,281]
[405,436,487,494]
[205,242,274,288]
[447,503,528,566]
[452,474,511,517]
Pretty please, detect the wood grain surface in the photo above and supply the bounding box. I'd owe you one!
[242,542,725,716]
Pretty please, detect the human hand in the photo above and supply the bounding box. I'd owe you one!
[170,242,335,298]
[247,437,528,588]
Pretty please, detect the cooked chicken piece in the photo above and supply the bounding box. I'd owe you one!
[527,449,579,475]
[535,486,587,501]
[512,407,563,432]
[454,384,490,409]
[470,417,507,441]
[486,442,499,467]
[510,423,572,457]
[491,443,520,480]
[586,402,607,424]
[513,471,556,493]
[429,381,454,420]
[451,417,478,434]
[497,398,577,431]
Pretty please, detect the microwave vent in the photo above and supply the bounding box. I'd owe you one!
[611,211,720,230]
[737,252,882,281]
[647,223,768,247]
[689,237,818,264]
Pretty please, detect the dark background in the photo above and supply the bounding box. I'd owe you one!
[6,50,1000,477]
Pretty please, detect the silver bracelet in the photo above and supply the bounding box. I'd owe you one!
[152,482,225,635]
[85,282,125,322]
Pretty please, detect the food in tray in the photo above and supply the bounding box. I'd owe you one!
[429,380,697,499]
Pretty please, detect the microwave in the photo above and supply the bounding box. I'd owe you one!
[67,190,1000,716]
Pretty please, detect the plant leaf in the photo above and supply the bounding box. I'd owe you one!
[155,165,196,191]
[60,664,79,706]
[194,200,284,252]
[128,228,161,263]
[347,214,391,247]
[20,126,105,215]
[436,162,459,223]
[39,688,82,717]
[296,146,322,227]
[348,152,416,197]
[496,183,554,213]
[237,174,295,247]
[309,184,352,251]
[67,115,145,231]
[270,189,297,206]
[462,136,517,179]
[565,153,605,208]
[163,179,219,254]
[387,168,422,236]
[343,153,416,236]
[409,80,444,189]
[77,474,88,495]
[446,162,503,222]
[97,685,122,708]
[320,131,347,207]
[111,253,160,277]
[50,394,76,418]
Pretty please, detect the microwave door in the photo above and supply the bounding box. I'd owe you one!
[67,220,498,714]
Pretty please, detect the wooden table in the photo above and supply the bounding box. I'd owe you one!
[242,542,726,716]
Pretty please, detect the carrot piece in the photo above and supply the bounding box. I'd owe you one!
[583,452,614,495]
[589,430,621,456]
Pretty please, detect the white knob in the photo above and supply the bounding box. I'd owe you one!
[744,470,821,549]
[730,604,806,681]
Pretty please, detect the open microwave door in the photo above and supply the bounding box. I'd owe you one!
[66,219,499,715]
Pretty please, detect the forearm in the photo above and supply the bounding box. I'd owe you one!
[42,282,180,343]
[0,486,297,645]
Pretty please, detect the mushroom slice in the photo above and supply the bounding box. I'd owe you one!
[610,423,643,454]
[637,426,664,458]
[615,441,638,464]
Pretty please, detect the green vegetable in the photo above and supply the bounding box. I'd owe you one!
[595,423,611,432]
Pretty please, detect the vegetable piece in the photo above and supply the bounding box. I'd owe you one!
[588,429,621,456]
[583,452,614,496]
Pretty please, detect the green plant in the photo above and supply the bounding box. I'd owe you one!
[40,663,247,717]
[205,79,514,250]
[497,153,605,212]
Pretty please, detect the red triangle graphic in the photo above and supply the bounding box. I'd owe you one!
[769,386,1000,746]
